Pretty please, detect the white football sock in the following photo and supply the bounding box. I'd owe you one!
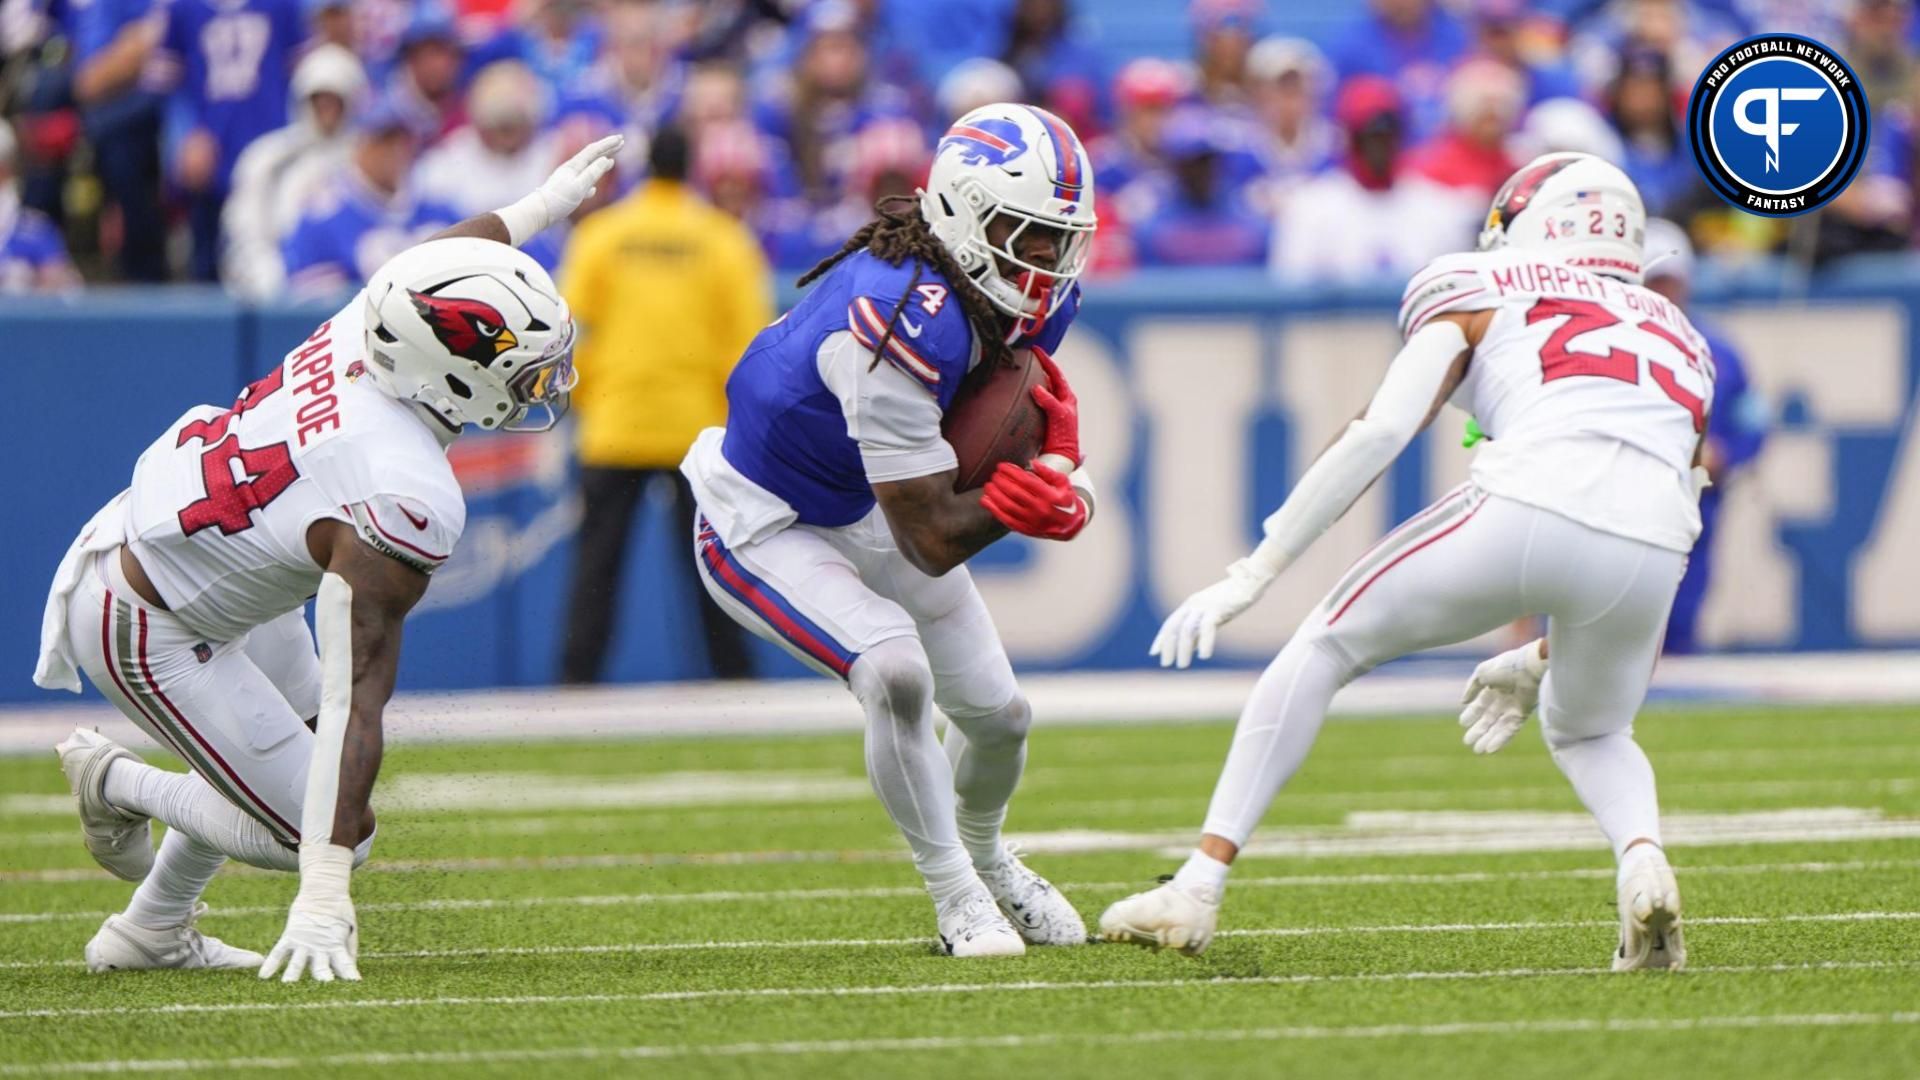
[852,640,975,903]
[1171,850,1230,897]
[1547,730,1663,860]
[103,758,297,872]
[1198,634,1347,847]
[943,694,1030,871]
[122,828,226,928]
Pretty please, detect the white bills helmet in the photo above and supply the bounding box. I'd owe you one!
[1478,151,1646,284]
[363,237,578,432]
[919,102,1097,320]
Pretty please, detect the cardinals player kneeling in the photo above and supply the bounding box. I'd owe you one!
[1100,153,1709,971]
[33,136,622,980]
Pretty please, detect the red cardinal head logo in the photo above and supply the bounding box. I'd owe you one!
[409,290,519,365]
[1487,156,1579,235]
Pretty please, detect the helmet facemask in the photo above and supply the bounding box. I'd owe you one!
[499,320,578,432]
[958,187,1093,323]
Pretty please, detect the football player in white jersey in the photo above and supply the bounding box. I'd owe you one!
[1099,153,1712,971]
[33,136,622,980]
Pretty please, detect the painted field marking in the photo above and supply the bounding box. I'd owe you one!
[0,960,1910,1022]
[11,807,1920,883]
[4,1010,1918,1073]
[4,859,1918,926]
[8,759,1915,821]
[4,910,1918,970]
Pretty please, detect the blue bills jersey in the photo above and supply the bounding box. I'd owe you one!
[719,249,1080,528]
[159,0,305,192]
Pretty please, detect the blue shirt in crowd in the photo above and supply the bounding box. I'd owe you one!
[158,0,303,192]
[280,175,461,293]
[0,204,73,290]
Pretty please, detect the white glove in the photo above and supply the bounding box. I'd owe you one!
[259,844,360,983]
[1458,639,1548,754]
[494,133,624,246]
[1150,558,1275,669]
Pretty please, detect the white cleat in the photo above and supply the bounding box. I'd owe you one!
[936,883,1027,957]
[1098,877,1221,956]
[978,844,1087,946]
[1613,844,1686,972]
[85,905,266,973]
[55,727,152,882]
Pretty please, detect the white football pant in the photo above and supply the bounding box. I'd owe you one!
[1203,485,1685,857]
[63,549,367,870]
[692,506,1030,898]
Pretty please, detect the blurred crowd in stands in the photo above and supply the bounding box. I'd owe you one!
[1,0,1917,296]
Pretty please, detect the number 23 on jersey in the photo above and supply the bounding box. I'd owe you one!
[1526,297,1708,432]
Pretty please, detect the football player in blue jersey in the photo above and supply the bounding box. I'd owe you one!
[679,103,1098,957]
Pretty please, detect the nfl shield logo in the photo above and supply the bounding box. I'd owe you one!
[193,643,213,664]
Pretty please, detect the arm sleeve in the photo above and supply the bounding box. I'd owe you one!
[817,330,958,484]
[1247,319,1469,576]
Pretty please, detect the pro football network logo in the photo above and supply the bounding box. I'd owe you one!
[1687,33,1869,217]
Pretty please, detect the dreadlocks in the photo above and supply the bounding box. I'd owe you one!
[796,195,1014,372]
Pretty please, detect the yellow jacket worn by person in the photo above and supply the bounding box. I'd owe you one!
[561,179,774,467]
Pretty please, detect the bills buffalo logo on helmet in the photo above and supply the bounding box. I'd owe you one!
[940,117,1029,168]
[408,289,519,365]
[1485,156,1579,235]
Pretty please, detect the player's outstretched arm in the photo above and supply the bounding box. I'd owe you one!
[873,471,1010,577]
[260,521,429,983]
[429,134,624,247]
[1150,311,1485,668]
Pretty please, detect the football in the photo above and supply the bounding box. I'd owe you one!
[942,347,1048,492]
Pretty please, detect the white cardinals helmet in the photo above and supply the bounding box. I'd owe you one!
[362,237,577,432]
[1478,151,1646,284]
[920,103,1097,321]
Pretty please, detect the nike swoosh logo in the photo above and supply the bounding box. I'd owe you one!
[400,506,429,530]
[900,317,923,338]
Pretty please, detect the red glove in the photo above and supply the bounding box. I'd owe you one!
[1029,347,1081,469]
[980,461,1088,541]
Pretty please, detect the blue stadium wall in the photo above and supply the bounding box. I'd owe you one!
[5,266,1917,704]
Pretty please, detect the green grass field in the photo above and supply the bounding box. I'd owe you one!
[3,704,1918,1077]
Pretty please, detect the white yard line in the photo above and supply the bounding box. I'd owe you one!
[4,858,1917,926]
[4,910,1918,970]
[4,1009,1918,1073]
[13,806,1920,883]
[0,960,1908,1022]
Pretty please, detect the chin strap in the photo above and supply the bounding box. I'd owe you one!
[1005,270,1057,344]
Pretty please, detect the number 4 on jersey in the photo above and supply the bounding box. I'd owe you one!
[175,369,300,537]
[1527,297,1707,432]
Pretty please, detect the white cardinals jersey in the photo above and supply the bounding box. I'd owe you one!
[1399,248,1716,552]
[121,294,467,643]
